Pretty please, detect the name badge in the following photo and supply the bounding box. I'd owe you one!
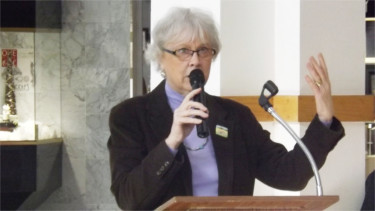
[215,125,228,138]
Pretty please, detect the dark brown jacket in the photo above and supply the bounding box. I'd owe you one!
[108,80,345,210]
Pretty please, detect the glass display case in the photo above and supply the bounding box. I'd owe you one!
[0,30,61,141]
[0,0,62,141]
[1,2,63,208]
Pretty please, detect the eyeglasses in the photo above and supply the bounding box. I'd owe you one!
[162,47,216,61]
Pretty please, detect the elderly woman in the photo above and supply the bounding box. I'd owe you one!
[108,7,345,210]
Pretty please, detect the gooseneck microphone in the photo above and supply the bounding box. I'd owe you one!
[259,80,323,196]
[188,69,209,138]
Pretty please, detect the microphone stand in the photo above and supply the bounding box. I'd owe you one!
[266,107,323,196]
[259,80,323,196]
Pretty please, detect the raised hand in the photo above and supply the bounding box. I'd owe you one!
[305,53,334,123]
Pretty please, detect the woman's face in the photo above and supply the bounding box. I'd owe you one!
[160,39,213,96]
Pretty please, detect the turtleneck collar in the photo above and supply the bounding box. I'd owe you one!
[165,82,185,111]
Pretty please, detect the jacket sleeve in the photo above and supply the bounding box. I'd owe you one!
[107,100,184,210]
[249,110,345,190]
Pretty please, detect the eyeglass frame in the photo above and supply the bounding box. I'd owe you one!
[162,47,216,60]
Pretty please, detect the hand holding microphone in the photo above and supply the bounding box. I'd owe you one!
[165,70,209,150]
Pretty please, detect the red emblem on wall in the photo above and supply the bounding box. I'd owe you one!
[1,49,17,67]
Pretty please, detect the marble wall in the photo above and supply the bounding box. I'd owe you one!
[38,0,131,209]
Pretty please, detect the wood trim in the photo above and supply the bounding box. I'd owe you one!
[224,96,273,121]
[0,27,36,32]
[0,138,63,146]
[224,95,375,122]
[157,195,339,210]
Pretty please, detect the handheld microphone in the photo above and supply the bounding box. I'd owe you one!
[188,69,209,138]
[258,80,323,196]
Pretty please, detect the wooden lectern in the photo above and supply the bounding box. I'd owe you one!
[156,195,339,210]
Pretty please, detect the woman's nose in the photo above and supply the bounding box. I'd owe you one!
[189,51,200,66]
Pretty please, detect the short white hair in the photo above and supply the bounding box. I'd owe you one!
[144,7,221,71]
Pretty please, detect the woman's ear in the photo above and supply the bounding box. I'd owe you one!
[158,63,166,78]
[160,70,166,78]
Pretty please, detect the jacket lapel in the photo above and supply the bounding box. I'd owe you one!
[206,95,235,195]
[146,80,193,195]
[146,81,173,143]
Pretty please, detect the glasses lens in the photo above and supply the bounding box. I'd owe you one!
[174,48,214,60]
[197,48,210,57]
[175,49,193,60]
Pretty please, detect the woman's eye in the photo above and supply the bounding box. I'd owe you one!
[198,47,209,53]
[178,48,190,54]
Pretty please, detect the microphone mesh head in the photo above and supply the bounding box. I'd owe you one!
[189,69,205,89]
